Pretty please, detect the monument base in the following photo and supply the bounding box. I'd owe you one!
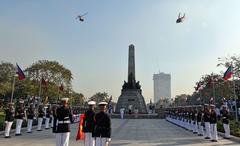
[115,89,147,114]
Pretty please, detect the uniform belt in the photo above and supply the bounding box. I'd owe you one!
[58,120,70,124]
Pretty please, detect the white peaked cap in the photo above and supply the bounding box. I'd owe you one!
[210,104,215,107]
[19,100,24,104]
[61,98,69,101]
[98,101,108,105]
[88,101,96,105]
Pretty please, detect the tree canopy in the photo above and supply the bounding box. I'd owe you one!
[0,60,83,106]
[173,54,240,107]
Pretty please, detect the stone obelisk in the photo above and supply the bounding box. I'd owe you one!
[127,45,136,88]
[115,44,147,114]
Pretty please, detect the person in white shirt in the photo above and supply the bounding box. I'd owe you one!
[120,108,125,119]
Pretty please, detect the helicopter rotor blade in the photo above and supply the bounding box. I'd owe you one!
[81,12,88,17]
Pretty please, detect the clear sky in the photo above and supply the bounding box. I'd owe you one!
[1,0,240,103]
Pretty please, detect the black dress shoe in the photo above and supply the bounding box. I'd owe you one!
[15,134,22,136]
[37,129,42,131]
[4,136,11,138]
[223,137,230,139]
[211,140,218,142]
[204,137,210,139]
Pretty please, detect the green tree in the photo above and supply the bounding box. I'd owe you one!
[89,92,109,104]
[25,60,74,102]
[25,60,73,90]
[0,61,15,102]
[69,92,85,106]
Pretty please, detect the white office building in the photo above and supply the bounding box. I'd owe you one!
[153,72,171,103]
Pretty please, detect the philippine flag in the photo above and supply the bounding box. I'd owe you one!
[223,66,233,80]
[16,63,25,80]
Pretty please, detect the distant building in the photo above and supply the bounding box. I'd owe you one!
[153,72,171,103]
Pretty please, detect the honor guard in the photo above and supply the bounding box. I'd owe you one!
[27,103,35,133]
[203,104,211,139]
[192,106,198,134]
[55,98,73,146]
[37,104,44,131]
[83,101,96,146]
[52,104,58,133]
[197,105,204,136]
[50,104,56,128]
[93,102,111,146]
[15,100,25,136]
[4,102,15,138]
[221,105,230,139]
[45,105,51,129]
[209,104,218,142]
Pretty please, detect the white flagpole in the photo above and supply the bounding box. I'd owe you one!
[199,89,202,105]
[10,74,16,103]
[38,77,42,103]
[212,77,216,105]
[232,67,238,122]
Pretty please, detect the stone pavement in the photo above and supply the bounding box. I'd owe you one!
[0,119,238,146]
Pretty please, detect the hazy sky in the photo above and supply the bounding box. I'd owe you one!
[1,0,240,102]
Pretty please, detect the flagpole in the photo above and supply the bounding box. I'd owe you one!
[38,77,42,103]
[212,77,216,105]
[232,67,238,122]
[58,82,61,102]
[199,89,202,105]
[10,74,16,103]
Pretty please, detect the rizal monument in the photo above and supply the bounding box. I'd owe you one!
[115,44,147,113]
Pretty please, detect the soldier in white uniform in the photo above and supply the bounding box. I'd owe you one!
[45,105,51,129]
[37,105,44,131]
[82,101,96,146]
[55,98,73,146]
[15,100,25,136]
[210,104,218,142]
[93,102,111,146]
[221,105,230,139]
[203,104,211,139]
[27,103,35,133]
[4,102,15,138]
[197,105,204,136]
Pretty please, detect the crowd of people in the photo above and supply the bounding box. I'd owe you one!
[165,104,231,142]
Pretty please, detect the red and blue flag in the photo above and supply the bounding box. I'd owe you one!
[16,63,25,80]
[223,66,233,80]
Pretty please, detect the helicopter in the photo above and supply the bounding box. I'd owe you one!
[176,13,185,23]
[76,13,88,22]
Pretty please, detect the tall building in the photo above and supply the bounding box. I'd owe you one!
[153,72,171,103]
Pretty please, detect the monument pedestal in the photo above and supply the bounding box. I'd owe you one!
[116,89,147,113]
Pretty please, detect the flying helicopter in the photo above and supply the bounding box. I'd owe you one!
[176,13,185,23]
[76,13,88,22]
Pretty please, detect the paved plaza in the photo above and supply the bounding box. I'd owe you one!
[0,119,238,146]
